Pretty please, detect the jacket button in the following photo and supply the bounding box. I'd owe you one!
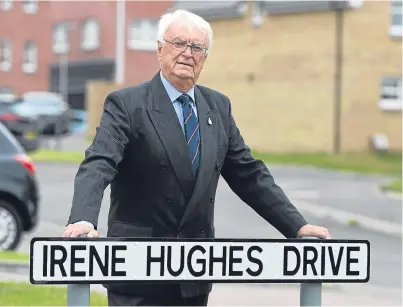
[165,196,172,203]
[160,161,167,171]
[210,196,214,202]
[215,164,221,171]
[199,226,204,233]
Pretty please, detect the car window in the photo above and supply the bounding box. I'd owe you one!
[0,121,24,154]
[0,103,11,113]
[10,102,37,116]
[23,97,63,114]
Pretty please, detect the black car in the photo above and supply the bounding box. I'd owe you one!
[0,121,40,250]
[21,92,72,136]
[0,96,41,152]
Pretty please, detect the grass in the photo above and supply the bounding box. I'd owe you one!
[252,151,402,175]
[0,281,107,306]
[29,148,85,163]
[0,251,29,262]
[28,147,402,176]
[381,178,402,194]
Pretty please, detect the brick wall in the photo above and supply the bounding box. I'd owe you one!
[198,9,337,153]
[197,2,401,153]
[340,1,402,152]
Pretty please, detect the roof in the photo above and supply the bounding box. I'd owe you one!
[170,0,361,21]
[171,1,248,21]
[260,0,357,15]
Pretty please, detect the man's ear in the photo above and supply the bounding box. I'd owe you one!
[157,41,163,52]
[157,41,162,61]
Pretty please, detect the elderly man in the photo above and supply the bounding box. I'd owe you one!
[63,8,331,306]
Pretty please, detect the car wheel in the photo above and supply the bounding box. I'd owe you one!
[0,200,23,251]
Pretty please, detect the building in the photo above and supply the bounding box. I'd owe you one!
[2,0,401,153]
[176,0,402,153]
[0,0,172,112]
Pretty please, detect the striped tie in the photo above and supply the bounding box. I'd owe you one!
[177,94,200,175]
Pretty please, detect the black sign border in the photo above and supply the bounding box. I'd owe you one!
[29,237,370,285]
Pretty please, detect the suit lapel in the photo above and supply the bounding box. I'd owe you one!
[147,73,195,202]
[179,86,218,229]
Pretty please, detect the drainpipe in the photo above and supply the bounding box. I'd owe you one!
[332,1,344,155]
[115,0,126,85]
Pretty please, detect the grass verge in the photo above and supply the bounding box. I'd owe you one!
[252,151,401,175]
[380,178,402,194]
[0,251,29,262]
[29,148,85,163]
[0,281,107,306]
[29,147,401,176]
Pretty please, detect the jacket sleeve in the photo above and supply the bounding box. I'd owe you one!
[67,92,132,229]
[220,98,308,238]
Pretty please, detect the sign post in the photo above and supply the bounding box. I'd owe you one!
[29,237,370,306]
[299,236,322,306]
[67,284,90,306]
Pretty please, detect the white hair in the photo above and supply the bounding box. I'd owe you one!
[157,9,213,53]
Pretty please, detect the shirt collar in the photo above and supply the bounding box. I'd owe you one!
[159,71,195,104]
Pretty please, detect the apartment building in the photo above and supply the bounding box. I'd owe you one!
[177,0,402,153]
[2,0,401,153]
[0,0,172,111]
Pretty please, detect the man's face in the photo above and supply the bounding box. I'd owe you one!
[158,22,208,88]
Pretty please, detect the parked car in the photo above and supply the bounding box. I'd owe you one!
[0,121,39,250]
[0,87,14,95]
[0,97,41,152]
[21,91,72,136]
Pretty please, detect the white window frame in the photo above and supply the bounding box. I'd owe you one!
[1,0,13,11]
[378,77,402,111]
[389,0,402,37]
[22,40,37,74]
[81,19,100,51]
[128,19,158,51]
[0,38,12,72]
[23,0,38,14]
[53,24,69,54]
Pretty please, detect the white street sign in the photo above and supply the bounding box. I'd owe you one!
[29,238,370,284]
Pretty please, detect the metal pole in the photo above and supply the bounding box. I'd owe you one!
[299,236,322,306]
[115,0,125,84]
[55,51,69,150]
[300,282,322,306]
[333,2,344,155]
[67,234,90,306]
[59,53,68,106]
[67,284,91,306]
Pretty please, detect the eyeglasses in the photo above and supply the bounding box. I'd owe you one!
[163,38,208,55]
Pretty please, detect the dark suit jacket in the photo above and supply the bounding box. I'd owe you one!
[67,72,308,298]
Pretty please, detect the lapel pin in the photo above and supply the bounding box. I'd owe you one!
[208,118,212,125]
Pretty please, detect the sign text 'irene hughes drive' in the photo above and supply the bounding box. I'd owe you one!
[29,238,370,284]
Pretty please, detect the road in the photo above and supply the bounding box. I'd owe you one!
[17,162,402,305]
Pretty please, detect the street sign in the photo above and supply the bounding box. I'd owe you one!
[29,238,370,284]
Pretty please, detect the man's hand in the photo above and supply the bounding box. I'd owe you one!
[296,224,331,239]
[62,223,100,238]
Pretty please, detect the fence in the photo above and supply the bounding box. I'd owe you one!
[29,236,370,307]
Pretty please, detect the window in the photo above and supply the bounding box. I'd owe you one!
[81,19,100,51]
[53,24,69,54]
[0,38,11,71]
[23,0,37,14]
[390,0,402,37]
[22,40,37,73]
[128,19,158,51]
[378,76,402,111]
[1,0,13,11]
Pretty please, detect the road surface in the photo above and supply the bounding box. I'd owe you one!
[16,162,402,305]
